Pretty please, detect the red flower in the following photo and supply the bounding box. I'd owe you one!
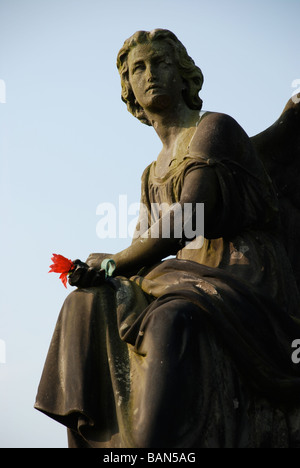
[49,254,75,288]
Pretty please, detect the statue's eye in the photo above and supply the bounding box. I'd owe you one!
[132,62,145,74]
[156,56,172,67]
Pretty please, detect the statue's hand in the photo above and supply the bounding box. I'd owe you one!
[86,253,113,269]
[68,259,105,288]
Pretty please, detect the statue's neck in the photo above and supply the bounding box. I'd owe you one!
[146,107,201,150]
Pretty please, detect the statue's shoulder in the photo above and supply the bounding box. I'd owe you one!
[189,111,251,160]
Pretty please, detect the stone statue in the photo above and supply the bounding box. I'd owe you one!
[35,29,300,448]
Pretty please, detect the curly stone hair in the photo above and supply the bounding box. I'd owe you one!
[116,29,204,126]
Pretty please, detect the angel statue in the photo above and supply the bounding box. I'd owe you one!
[35,29,300,448]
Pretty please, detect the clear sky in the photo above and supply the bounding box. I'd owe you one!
[0,0,299,448]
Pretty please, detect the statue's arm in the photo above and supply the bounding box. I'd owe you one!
[111,166,220,276]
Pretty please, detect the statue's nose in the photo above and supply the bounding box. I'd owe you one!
[146,64,157,82]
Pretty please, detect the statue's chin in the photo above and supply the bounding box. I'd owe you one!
[148,93,172,111]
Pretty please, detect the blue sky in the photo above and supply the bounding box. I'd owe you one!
[0,0,299,448]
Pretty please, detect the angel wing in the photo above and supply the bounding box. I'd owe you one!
[251,94,300,291]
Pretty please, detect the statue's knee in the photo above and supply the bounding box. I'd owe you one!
[63,288,84,308]
[61,288,96,321]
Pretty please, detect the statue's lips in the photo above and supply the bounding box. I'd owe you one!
[146,84,164,92]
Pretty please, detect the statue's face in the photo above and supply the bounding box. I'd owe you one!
[127,41,184,114]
